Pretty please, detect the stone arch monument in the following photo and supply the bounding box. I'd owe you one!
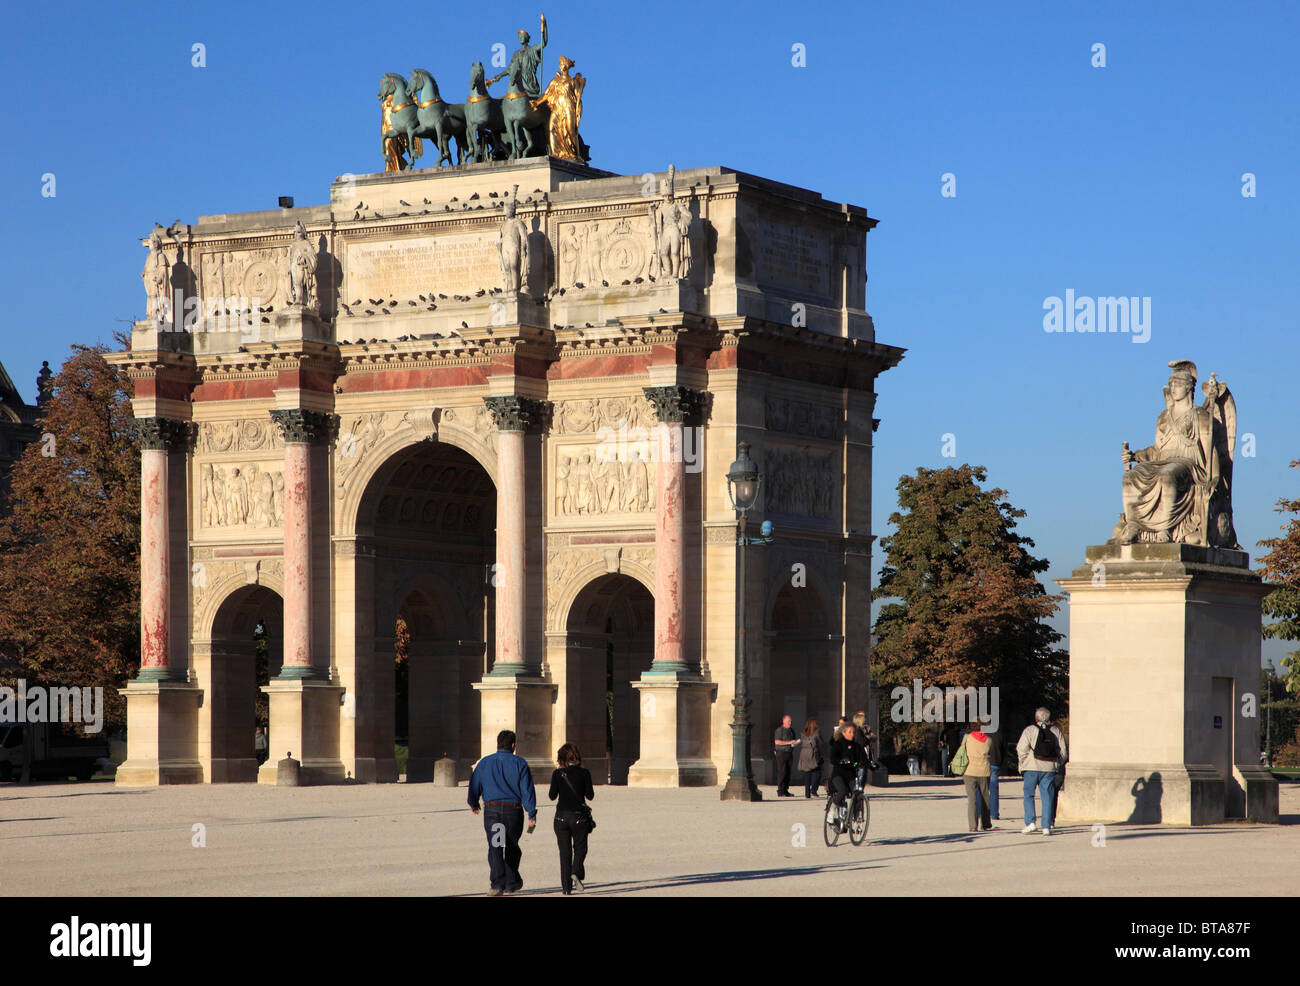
[109,156,903,786]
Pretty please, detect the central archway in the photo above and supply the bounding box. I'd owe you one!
[353,438,495,781]
[563,573,654,784]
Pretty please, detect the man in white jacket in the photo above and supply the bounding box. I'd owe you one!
[1016,708,1067,835]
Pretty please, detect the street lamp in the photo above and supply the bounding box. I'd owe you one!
[721,441,774,802]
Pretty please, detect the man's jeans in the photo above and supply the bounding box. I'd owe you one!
[1049,770,1064,827]
[1022,770,1056,828]
[483,803,525,891]
[975,765,1000,819]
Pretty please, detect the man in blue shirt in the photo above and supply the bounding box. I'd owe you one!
[468,729,537,895]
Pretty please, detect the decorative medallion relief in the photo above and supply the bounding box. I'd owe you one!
[557,216,654,288]
[196,419,284,454]
[199,248,287,308]
[553,395,655,435]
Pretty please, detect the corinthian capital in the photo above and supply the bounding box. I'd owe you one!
[643,385,705,424]
[483,395,550,433]
[270,408,339,445]
[133,417,195,452]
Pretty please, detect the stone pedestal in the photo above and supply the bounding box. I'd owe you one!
[472,677,557,779]
[115,681,204,786]
[256,679,346,785]
[1056,543,1278,825]
[628,675,718,787]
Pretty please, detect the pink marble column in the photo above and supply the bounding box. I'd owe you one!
[139,445,170,675]
[134,417,187,681]
[270,409,334,679]
[644,386,702,674]
[654,421,686,671]
[282,440,312,671]
[483,396,540,676]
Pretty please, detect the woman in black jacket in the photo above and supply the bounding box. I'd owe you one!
[548,743,595,895]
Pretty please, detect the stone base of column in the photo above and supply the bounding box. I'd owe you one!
[208,758,259,783]
[627,676,718,788]
[351,756,399,784]
[405,757,435,782]
[1056,762,1279,825]
[115,681,204,786]
[256,678,346,785]
[472,676,557,780]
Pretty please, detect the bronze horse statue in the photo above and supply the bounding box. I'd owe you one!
[408,69,467,166]
[464,62,509,163]
[500,64,549,160]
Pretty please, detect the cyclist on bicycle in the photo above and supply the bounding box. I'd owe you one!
[826,723,872,825]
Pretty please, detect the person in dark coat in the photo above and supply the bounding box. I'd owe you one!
[797,717,825,798]
[548,743,595,895]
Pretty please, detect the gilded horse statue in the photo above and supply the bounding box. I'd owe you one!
[377,73,423,172]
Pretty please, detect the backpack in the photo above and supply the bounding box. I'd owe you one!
[1032,724,1060,762]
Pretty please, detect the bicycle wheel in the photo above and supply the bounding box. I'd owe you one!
[823,795,841,846]
[849,794,870,845]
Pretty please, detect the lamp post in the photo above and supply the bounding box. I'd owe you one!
[721,441,774,802]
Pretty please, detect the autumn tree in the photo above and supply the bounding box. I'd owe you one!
[871,465,1068,757]
[0,343,140,735]
[1258,459,1300,762]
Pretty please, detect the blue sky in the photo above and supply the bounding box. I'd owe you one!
[1,0,1296,663]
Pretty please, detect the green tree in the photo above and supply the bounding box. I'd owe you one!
[871,465,1068,755]
[1259,459,1300,696]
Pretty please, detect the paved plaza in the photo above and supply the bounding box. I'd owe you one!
[2,777,1296,896]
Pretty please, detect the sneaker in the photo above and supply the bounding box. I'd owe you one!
[1021,823,1037,834]
[1041,827,1051,836]
[487,888,503,897]
[572,876,584,893]
[826,808,837,825]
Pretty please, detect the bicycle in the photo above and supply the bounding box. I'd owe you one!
[823,763,872,846]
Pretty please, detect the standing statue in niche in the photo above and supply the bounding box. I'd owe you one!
[498,186,530,297]
[1111,359,1239,548]
[143,226,171,326]
[285,221,318,310]
[649,165,692,280]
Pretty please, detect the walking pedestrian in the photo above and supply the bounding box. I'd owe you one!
[961,722,993,832]
[773,714,799,797]
[1016,708,1067,835]
[548,743,594,895]
[797,717,825,798]
[468,729,537,895]
[974,717,1002,822]
[254,726,268,766]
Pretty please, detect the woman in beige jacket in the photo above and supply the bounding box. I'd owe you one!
[962,724,993,832]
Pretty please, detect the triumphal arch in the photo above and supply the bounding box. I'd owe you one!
[111,147,903,786]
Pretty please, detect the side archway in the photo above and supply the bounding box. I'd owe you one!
[761,581,837,777]
[196,583,283,782]
[559,573,655,784]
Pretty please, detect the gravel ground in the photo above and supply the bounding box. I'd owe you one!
[1,776,1295,896]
